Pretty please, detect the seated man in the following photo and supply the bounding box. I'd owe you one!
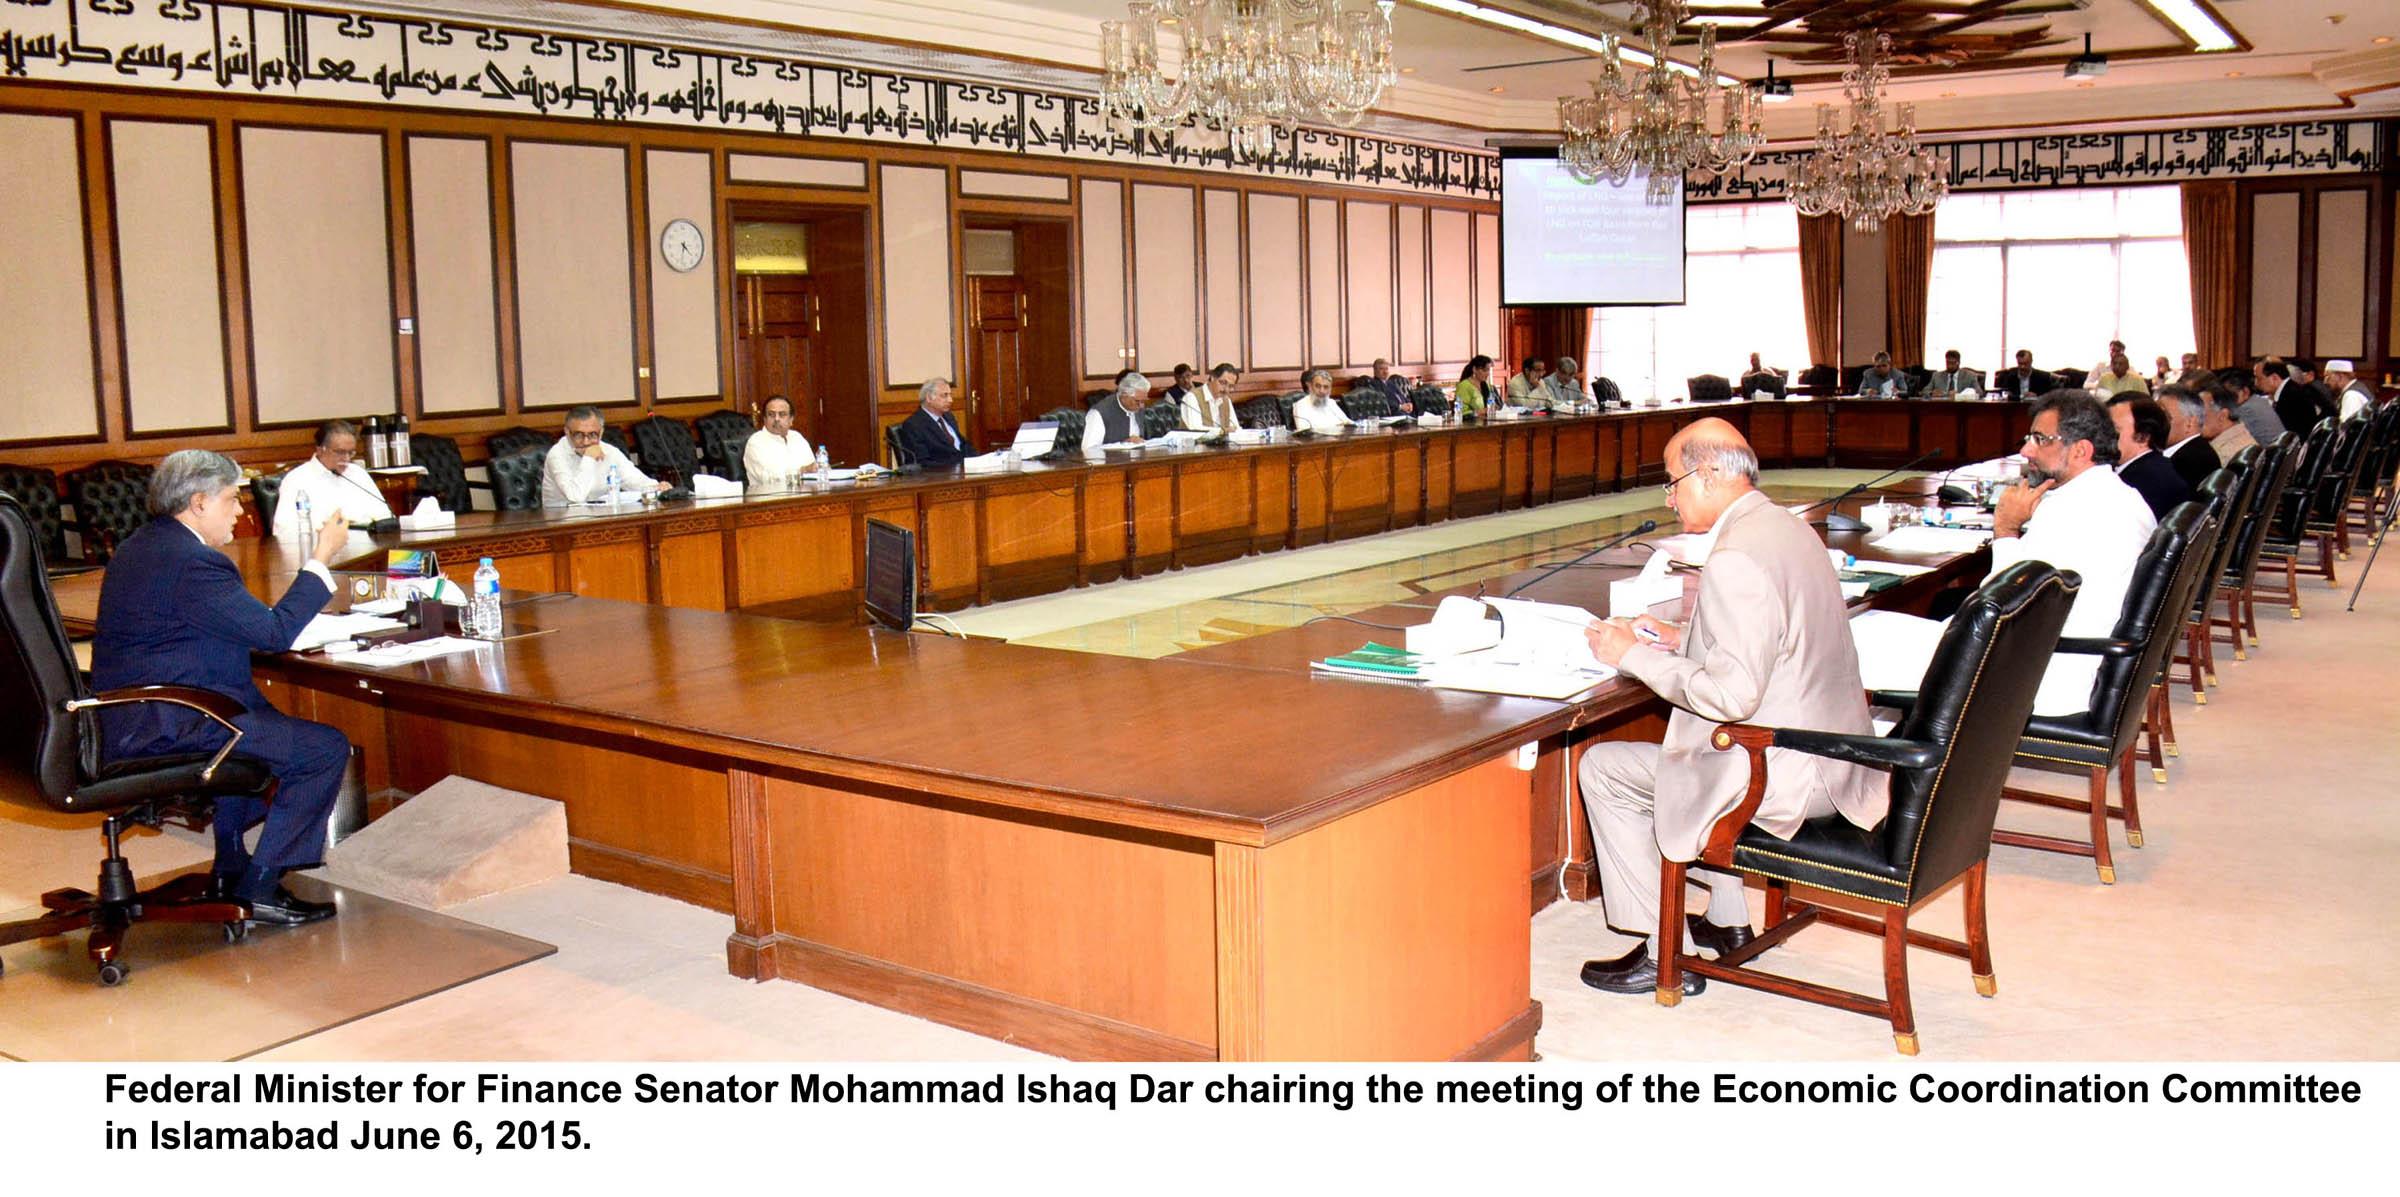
[1182,363,1244,435]
[1923,350,1982,397]
[2108,395,2193,518]
[1371,359,1413,412]
[896,377,974,469]
[1576,419,1887,996]
[2094,352,2149,397]
[2175,352,2205,386]
[543,406,666,505]
[1161,363,1196,406]
[2327,359,2377,420]
[1506,357,1545,407]
[1855,351,1910,397]
[1083,369,1153,452]
[2218,364,2287,445]
[1539,357,1588,411]
[741,394,813,486]
[92,450,352,926]
[1290,369,1353,434]
[2154,385,2221,490]
[2200,380,2259,462]
[1737,351,1785,395]
[1997,349,2056,400]
[1855,392,2155,718]
[2262,359,2329,435]
[272,418,392,538]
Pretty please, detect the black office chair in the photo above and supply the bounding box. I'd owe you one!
[1038,407,1085,456]
[2053,367,2089,390]
[488,448,547,511]
[1686,374,1733,403]
[631,416,703,487]
[2293,414,2373,575]
[484,425,551,465]
[884,424,917,469]
[1082,389,1114,410]
[1237,396,1289,430]
[1798,364,1838,392]
[409,433,474,513]
[1592,376,1623,406]
[249,472,285,537]
[63,460,155,564]
[2175,453,2259,704]
[0,463,69,566]
[693,409,754,483]
[1408,384,1450,416]
[2214,432,2300,654]
[2255,418,2337,619]
[1338,391,1393,421]
[0,494,269,985]
[1658,562,2079,1055]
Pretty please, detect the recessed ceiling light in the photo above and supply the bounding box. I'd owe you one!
[2145,0,2239,52]
[1488,86,1505,93]
[2226,70,2245,77]
[2377,36,2394,44]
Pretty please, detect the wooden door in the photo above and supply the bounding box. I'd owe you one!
[734,274,820,444]
[967,276,1028,449]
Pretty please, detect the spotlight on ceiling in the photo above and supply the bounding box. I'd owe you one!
[2064,33,2109,80]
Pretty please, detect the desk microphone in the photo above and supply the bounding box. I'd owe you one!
[1503,519,1658,598]
[1795,450,1941,533]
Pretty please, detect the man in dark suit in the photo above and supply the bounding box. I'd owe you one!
[91,450,350,926]
[2155,385,2221,490]
[1997,349,2055,400]
[896,376,975,469]
[2264,359,2331,435]
[2107,396,2193,518]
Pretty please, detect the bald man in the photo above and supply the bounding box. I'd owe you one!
[1575,418,1886,996]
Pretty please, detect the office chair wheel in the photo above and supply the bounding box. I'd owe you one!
[96,960,128,987]
[223,920,249,944]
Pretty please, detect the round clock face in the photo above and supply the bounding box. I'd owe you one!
[660,218,705,272]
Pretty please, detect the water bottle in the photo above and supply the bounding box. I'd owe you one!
[605,464,619,504]
[391,414,411,468]
[814,445,831,485]
[293,492,314,550]
[470,557,502,640]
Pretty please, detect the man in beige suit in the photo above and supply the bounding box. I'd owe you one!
[1576,418,1887,995]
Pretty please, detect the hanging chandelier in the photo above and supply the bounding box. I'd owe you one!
[1786,30,1948,232]
[1557,1,1761,202]
[1100,0,1398,162]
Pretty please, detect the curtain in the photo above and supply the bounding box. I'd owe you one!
[2181,180,2240,366]
[1798,213,1844,369]
[1535,306,1590,370]
[1882,212,1935,367]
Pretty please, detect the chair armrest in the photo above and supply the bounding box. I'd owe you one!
[65,685,247,782]
[2053,636,2141,658]
[1696,721,1933,865]
[1868,688,1919,712]
[1768,726,1940,771]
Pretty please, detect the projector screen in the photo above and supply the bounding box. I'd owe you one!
[1499,153,1685,306]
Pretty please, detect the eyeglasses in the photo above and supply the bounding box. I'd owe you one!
[567,427,605,444]
[1662,465,1704,501]
[2022,431,2064,447]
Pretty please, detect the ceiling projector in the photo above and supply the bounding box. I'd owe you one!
[2064,33,2108,80]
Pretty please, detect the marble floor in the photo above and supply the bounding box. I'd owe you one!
[6,470,2394,1061]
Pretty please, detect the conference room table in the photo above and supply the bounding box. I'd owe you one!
[43,424,2007,1061]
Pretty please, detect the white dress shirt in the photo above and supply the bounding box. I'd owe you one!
[1539,376,1585,411]
[1083,398,1147,452]
[542,436,656,506]
[2339,382,2375,420]
[1989,465,2158,715]
[741,428,814,487]
[271,456,392,538]
[1291,395,1352,434]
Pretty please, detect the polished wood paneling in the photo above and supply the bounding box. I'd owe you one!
[1551,422,1598,498]
[569,533,647,602]
[1130,468,1175,574]
[980,479,1079,569]
[1132,183,1198,372]
[1251,455,1292,551]
[1502,428,1533,509]
[1247,193,1304,371]
[1305,197,1341,368]
[1174,457,1253,566]
[733,505,855,607]
[1390,441,1424,528]
[1424,436,1454,522]
[1290,453,1330,547]
[1452,434,1502,516]
[1081,467,1129,577]
[110,118,230,435]
[1327,442,1392,539]
[406,135,504,415]
[920,488,980,607]
[657,528,727,611]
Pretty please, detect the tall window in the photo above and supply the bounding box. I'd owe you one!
[1590,202,1809,400]
[1923,185,2194,378]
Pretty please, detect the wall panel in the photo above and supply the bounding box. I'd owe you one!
[960,170,1068,202]
[0,112,98,442]
[407,136,502,414]
[729,153,865,188]
[879,163,953,387]
[1345,201,1393,367]
[1431,209,1471,362]
[1841,222,1889,362]
[646,148,720,399]
[1202,188,1243,368]
[110,119,229,433]
[510,141,636,409]
[240,126,395,425]
[2313,188,2368,358]
[1307,198,1341,368]
[1132,183,1198,373]
[1396,205,1426,366]
[1247,194,1304,371]
[2249,191,2301,356]
[1472,212,1499,358]
[1081,178,1128,377]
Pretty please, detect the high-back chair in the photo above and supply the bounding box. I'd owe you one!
[1236,395,1289,430]
[631,415,703,487]
[484,425,551,465]
[1656,562,2079,1055]
[1686,374,1733,403]
[0,463,67,566]
[63,460,155,564]
[248,472,285,537]
[1037,406,1085,456]
[408,433,474,514]
[2255,419,2337,619]
[2174,454,2258,704]
[488,448,547,511]
[0,494,267,985]
[2215,432,2301,654]
[1136,401,1181,439]
[693,409,755,482]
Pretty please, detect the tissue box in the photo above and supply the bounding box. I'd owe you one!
[398,509,454,531]
[1608,574,1682,619]
[1405,616,1502,656]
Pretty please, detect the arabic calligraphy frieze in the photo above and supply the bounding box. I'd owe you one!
[0,0,1500,198]
[1688,120,2389,203]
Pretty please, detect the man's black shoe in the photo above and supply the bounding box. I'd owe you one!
[1688,914,1758,958]
[1579,944,1704,996]
[242,886,337,927]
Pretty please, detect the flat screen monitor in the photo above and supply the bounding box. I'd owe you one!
[1499,149,1685,306]
[863,518,916,632]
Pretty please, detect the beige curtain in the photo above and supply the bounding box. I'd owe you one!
[2181,180,2241,366]
[1882,212,1935,368]
[1798,213,1845,369]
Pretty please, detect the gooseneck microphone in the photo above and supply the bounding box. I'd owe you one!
[1795,450,1942,533]
[1503,518,1659,598]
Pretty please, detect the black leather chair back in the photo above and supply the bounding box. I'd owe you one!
[249,472,284,536]
[1409,384,1450,415]
[1889,563,2081,901]
[1838,364,1867,394]
[1136,401,1181,439]
[1339,392,1393,421]
[2226,433,2300,589]
[64,461,155,564]
[409,433,473,513]
[0,492,92,807]
[1278,393,1305,426]
[489,448,546,511]
[632,416,702,486]
[0,464,68,565]
[2073,504,2208,754]
[2307,415,2373,526]
[1903,365,1931,394]
[1237,396,1288,430]
[486,425,551,464]
[884,423,917,468]
[2053,367,2089,389]
[1037,407,1084,454]
[2270,419,2337,541]
[1083,389,1113,410]
[2191,451,2258,619]
[1798,364,1837,391]
[1593,376,1624,405]
[693,410,754,482]
[1687,374,1733,403]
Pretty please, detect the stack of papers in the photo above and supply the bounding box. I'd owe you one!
[291,611,407,652]
[1421,658,1615,700]
[1867,525,1991,555]
[325,636,486,667]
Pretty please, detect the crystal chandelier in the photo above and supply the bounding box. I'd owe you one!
[1786,30,1948,232]
[1100,0,1398,162]
[1557,1,1761,202]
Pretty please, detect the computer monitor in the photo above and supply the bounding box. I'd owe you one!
[863,518,917,632]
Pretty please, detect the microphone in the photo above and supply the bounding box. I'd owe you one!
[1795,450,1942,533]
[1503,519,1659,598]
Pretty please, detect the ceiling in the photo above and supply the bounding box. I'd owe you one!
[375,0,2400,148]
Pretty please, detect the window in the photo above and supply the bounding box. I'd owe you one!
[1923,185,2193,380]
[1590,202,1809,400]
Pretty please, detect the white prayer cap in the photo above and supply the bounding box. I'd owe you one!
[2325,359,2356,373]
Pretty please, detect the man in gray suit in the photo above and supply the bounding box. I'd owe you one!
[1576,418,1887,995]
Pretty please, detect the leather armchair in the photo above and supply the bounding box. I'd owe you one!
[488,448,546,511]
[409,433,474,513]
[1037,407,1084,456]
[1592,376,1624,406]
[693,409,755,483]
[1236,396,1289,431]
[0,463,68,566]
[884,424,917,469]
[0,494,269,984]
[1686,374,1733,403]
[249,472,285,537]
[484,425,551,464]
[1655,562,2079,1055]
[1136,401,1180,440]
[631,416,702,487]
[2174,457,2257,705]
[2255,419,2337,619]
[63,460,154,564]
[1338,391,1393,421]
[2213,432,2300,654]
[1408,384,1450,416]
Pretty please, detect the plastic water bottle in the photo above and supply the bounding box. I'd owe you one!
[814,445,831,485]
[292,493,313,550]
[605,464,619,504]
[469,557,502,640]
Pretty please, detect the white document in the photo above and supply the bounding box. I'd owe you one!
[960,452,1015,475]
[1010,422,1060,456]
[1867,525,1992,555]
[1421,657,1615,701]
[1482,596,1609,673]
[1848,609,1947,695]
[290,612,406,652]
[335,636,487,667]
[1650,531,1713,566]
[689,474,742,499]
[1847,560,1937,578]
[1609,548,1683,618]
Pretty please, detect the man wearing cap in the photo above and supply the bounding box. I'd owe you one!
[2327,360,2377,420]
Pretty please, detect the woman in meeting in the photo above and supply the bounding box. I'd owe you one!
[1454,356,1495,418]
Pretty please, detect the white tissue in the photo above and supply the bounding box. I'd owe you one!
[1609,548,1683,618]
[398,496,454,531]
[689,474,742,499]
[1405,594,1505,656]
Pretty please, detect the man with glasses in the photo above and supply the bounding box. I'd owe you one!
[1573,418,1886,998]
[271,419,391,538]
[543,406,667,506]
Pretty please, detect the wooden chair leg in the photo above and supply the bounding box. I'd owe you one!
[1656,859,1689,1007]
[2088,766,2116,884]
[2119,745,2145,850]
[2181,621,2205,702]
[1883,906,1917,1056]
[2243,583,2260,646]
[1964,861,1996,997]
[1764,882,1789,929]
[2148,685,2175,773]
[2196,613,2217,686]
